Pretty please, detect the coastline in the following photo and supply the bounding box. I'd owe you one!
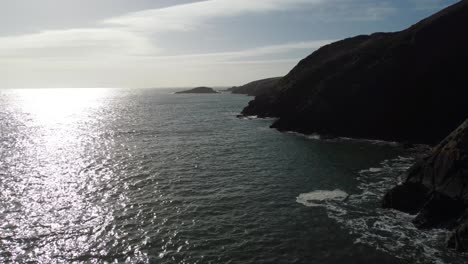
[231,0,468,255]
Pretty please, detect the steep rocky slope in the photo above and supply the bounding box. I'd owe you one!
[383,119,468,251]
[229,77,281,96]
[242,0,468,144]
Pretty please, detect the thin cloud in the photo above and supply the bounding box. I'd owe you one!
[105,0,396,33]
[309,1,397,22]
[104,0,321,32]
[0,0,401,88]
[0,28,157,58]
[410,0,452,10]
[0,0,327,59]
[0,0,394,60]
[142,40,336,63]
[0,40,331,88]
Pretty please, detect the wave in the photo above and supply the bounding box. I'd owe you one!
[237,115,278,121]
[296,154,464,264]
[285,131,403,146]
[296,189,349,207]
[336,136,400,146]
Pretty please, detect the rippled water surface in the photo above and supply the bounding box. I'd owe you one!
[0,88,465,263]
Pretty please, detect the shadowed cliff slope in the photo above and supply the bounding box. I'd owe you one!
[229,77,282,96]
[242,0,468,144]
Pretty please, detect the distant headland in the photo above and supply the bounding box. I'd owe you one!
[176,87,219,94]
[228,77,282,96]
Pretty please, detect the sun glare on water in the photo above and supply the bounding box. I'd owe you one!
[14,88,111,125]
[0,88,133,262]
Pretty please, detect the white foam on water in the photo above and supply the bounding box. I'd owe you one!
[286,131,402,146]
[296,189,348,207]
[306,133,321,140]
[336,137,400,146]
[238,115,258,120]
[296,152,465,264]
[239,115,277,121]
[359,167,383,173]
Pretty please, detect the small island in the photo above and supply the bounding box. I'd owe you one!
[175,87,219,94]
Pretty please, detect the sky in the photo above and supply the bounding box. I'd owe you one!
[0,0,459,88]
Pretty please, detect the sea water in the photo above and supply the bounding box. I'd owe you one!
[0,88,464,263]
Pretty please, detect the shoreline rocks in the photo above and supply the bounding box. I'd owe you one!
[383,119,468,250]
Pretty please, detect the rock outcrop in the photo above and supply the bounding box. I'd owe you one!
[241,0,468,145]
[229,77,282,96]
[383,119,468,250]
[176,87,218,94]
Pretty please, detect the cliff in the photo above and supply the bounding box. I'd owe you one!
[383,119,468,251]
[241,0,468,145]
[229,77,282,96]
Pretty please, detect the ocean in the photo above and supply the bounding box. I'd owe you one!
[0,88,464,263]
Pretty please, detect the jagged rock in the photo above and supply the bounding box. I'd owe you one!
[384,118,468,250]
[412,192,465,229]
[404,120,468,200]
[241,1,468,144]
[382,182,430,214]
[448,220,468,251]
[242,93,280,117]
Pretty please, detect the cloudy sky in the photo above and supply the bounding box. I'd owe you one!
[0,0,457,88]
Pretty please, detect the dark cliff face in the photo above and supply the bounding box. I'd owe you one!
[383,119,468,250]
[229,77,282,96]
[242,0,468,144]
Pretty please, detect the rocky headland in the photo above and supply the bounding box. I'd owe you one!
[238,0,468,253]
[241,0,468,145]
[228,77,282,96]
[176,87,219,94]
